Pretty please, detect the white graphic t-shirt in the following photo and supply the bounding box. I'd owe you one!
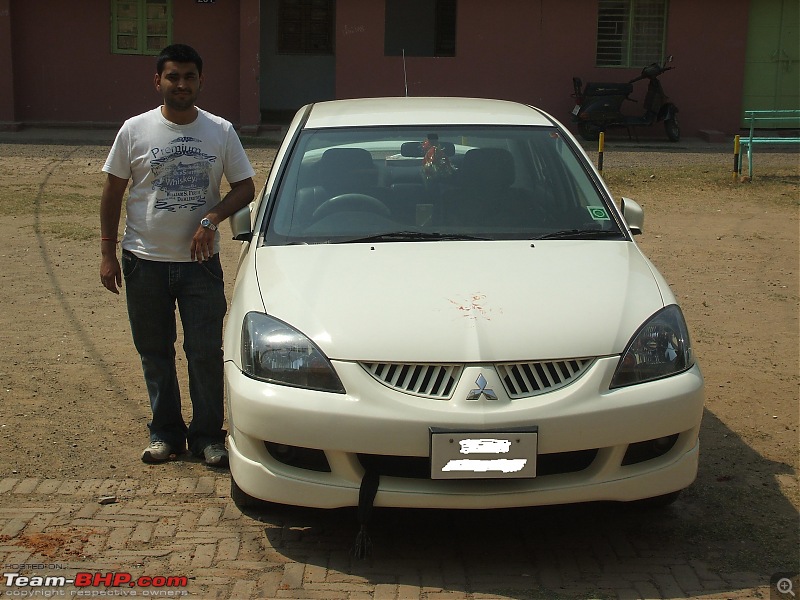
[103,107,256,262]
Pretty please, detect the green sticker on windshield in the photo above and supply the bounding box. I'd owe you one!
[587,206,610,221]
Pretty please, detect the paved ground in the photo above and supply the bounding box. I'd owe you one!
[0,474,784,599]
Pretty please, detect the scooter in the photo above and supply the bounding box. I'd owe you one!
[571,56,680,142]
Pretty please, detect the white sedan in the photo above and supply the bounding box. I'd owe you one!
[224,97,704,511]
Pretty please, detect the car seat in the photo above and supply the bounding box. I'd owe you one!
[439,148,534,228]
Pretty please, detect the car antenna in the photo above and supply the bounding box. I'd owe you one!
[403,49,408,97]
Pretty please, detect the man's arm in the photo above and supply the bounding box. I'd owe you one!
[100,173,129,294]
[191,177,256,262]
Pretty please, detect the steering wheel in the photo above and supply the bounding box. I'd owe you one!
[312,193,390,221]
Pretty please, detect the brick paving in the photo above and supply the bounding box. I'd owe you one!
[0,476,771,599]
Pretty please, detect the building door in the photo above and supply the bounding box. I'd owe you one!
[741,0,799,126]
[260,0,336,121]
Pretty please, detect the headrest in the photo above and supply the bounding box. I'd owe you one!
[461,148,515,188]
[316,147,378,191]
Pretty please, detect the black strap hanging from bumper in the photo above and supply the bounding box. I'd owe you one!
[352,470,380,559]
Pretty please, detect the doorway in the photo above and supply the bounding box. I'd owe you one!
[741,0,799,126]
[260,0,336,122]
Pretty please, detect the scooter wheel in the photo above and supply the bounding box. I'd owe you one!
[664,117,680,142]
[578,122,602,142]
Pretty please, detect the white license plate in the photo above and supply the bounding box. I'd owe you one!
[430,427,538,480]
[572,104,581,116]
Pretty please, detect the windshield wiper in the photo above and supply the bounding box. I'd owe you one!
[340,231,491,243]
[536,229,624,240]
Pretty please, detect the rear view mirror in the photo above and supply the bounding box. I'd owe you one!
[400,141,425,157]
[401,141,455,158]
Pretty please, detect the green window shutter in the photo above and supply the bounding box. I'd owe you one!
[112,0,172,56]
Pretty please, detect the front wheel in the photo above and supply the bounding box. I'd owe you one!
[664,117,680,142]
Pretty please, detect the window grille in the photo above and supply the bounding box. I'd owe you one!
[278,0,335,55]
[596,0,667,67]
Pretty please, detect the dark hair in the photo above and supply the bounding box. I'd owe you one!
[156,44,203,76]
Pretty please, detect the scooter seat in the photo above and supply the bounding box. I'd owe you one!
[583,82,633,97]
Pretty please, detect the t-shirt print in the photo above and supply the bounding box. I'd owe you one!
[149,136,217,212]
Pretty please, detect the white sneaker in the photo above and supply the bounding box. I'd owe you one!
[203,443,229,467]
[141,441,175,463]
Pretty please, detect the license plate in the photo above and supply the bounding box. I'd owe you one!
[430,427,538,479]
[572,104,581,116]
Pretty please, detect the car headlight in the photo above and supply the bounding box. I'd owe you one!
[610,305,695,388]
[241,312,345,393]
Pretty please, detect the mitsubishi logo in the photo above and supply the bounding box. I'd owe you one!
[466,374,498,401]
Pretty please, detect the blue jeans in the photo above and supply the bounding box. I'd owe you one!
[122,250,227,456]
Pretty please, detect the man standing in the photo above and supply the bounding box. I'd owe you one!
[100,44,255,467]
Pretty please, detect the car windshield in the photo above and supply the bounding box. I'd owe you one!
[262,126,625,245]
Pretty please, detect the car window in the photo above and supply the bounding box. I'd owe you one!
[263,126,624,245]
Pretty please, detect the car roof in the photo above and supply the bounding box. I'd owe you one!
[303,97,554,129]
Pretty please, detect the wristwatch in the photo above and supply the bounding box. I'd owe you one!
[200,217,218,232]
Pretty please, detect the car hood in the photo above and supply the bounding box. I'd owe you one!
[254,241,666,362]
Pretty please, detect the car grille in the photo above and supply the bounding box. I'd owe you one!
[496,358,594,398]
[361,358,593,400]
[361,362,463,399]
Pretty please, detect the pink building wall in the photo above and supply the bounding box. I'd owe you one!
[0,0,750,136]
[1,0,259,128]
[334,0,750,137]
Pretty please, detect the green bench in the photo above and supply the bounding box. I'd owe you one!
[738,109,800,178]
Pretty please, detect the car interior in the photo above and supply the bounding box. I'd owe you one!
[264,126,624,244]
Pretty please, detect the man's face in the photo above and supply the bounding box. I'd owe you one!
[155,61,202,112]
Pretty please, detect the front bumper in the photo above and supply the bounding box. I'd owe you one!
[225,357,704,509]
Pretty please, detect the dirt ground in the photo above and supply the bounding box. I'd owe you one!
[0,136,797,578]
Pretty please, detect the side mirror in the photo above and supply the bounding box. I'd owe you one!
[621,197,644,235]
[229,204,253,242]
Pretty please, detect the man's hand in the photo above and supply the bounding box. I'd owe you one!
[100,173,128,294]
[190,177,255,261]
[191,225,217,262]
[100,254,122,294]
